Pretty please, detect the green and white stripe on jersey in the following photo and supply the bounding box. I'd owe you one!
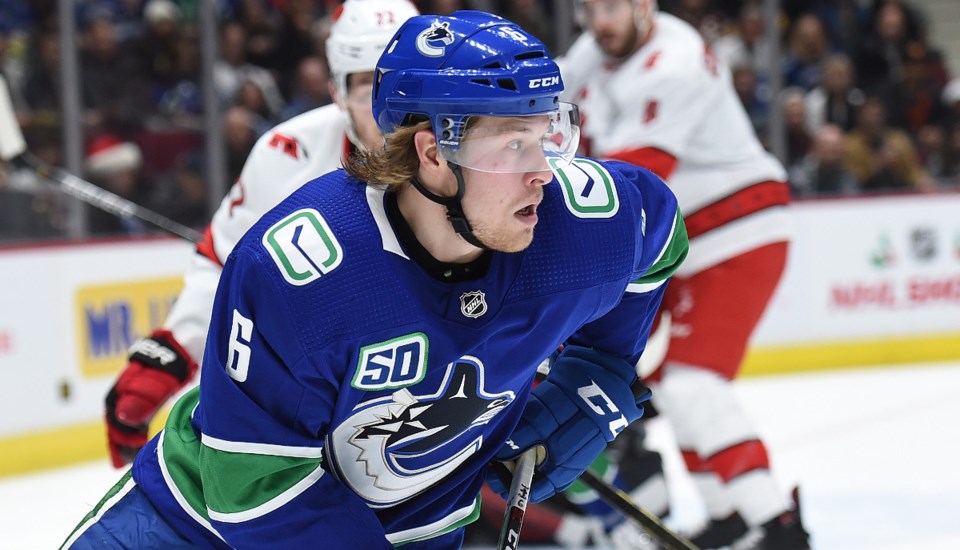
[627,207,688,294]
[157,387,325,533]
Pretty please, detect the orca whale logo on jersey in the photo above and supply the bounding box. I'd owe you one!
[416,21,455,57]
[329,357,514,507]
[460,290,487,318]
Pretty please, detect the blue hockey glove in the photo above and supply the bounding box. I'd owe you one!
[488,345,651,503]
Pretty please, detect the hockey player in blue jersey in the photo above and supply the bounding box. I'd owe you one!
[62,10,687,549]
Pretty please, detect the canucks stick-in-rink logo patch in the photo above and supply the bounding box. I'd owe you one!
[460,290,487,318]
[416,21,455,57]
[262,208,343,286]
[549,157,620,218]
[353,333,429,390]
[330,357,514,507]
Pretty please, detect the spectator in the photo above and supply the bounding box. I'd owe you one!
[271,0,323,97]
[150,152,209,230]
[785,0,865,55]
[20,29,61,124]
[805,53,864,133]
[845,96,931,192]
[223,105,257,183]
[213,21,283,111]
[83,134,149,235]
[712,3,772,78]
[915,124,945,181]
[234,0,279,68]
[128,0,184,103]
[277,56,331,122]
[155,34,205,129]
[233,78,278,135]
[783,13,832,91]
[731,63,770,138]
[790,124,859,197]
[856,0,912,93]
[80,13,151,133]
[782,87,813,173]
[882,41,949,136]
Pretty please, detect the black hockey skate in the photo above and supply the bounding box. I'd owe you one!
[733,488,810,550]
[689,511,749,549]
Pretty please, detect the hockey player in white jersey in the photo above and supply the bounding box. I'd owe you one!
[64,11,687,548]
[557,1,810,549]
[103,0,420,468]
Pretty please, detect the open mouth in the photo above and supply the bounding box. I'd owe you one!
[516,204,539,225]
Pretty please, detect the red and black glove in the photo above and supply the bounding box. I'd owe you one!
[105,329,198,467]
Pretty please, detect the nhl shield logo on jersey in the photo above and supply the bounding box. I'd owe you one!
[460,290,487,318]
[329,357,515,507]
[416,21,455,57]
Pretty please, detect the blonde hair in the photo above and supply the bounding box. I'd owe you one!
[344,121,432,189]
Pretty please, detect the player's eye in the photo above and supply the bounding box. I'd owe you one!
[506,140,523,152]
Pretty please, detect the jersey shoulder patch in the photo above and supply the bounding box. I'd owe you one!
[262,207,343,286]
[549,157,620,219]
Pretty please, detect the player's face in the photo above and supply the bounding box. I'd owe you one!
[580,0,639,58]
[345,72,382,150]
[458,117,554,252]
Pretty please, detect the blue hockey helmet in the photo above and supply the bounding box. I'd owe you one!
[373,11,580,173]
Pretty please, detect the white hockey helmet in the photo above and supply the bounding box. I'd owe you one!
[326,0,419,105]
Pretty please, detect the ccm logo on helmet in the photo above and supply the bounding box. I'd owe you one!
[529,76,560,89]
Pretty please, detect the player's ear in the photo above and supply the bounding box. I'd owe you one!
[413,128,456,195]
[414,128,443,171]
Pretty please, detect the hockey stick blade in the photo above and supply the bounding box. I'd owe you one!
[496,448,538,550]
[580,469,700,550]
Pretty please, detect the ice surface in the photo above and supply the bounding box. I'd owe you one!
[3,361,958,549]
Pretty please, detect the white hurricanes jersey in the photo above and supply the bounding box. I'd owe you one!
[164,104,350,361]
[559,13,789,275]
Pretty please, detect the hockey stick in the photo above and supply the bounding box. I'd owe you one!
[579,469,700,550]
[0,75,201,242]
[496,448,538,550]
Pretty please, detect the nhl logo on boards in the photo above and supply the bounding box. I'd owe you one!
[460,290,487,318]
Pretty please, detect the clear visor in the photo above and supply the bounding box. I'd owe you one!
[439,102,580,174]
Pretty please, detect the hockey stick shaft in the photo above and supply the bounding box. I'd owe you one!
[496,448,538,550]
[13,153,202,242]
[0,74,200,242]
[580,469,700,550]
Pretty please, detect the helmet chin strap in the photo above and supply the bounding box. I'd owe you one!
[408,163,489,251]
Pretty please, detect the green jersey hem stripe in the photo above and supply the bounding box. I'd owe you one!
[207,463,327,523]
[389,494,481,545]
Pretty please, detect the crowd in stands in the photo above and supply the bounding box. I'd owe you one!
[0,0,958,241]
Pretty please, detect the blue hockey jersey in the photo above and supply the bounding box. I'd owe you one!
[131,157,688,547]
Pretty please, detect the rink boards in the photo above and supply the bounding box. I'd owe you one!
[1,192,958,475]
